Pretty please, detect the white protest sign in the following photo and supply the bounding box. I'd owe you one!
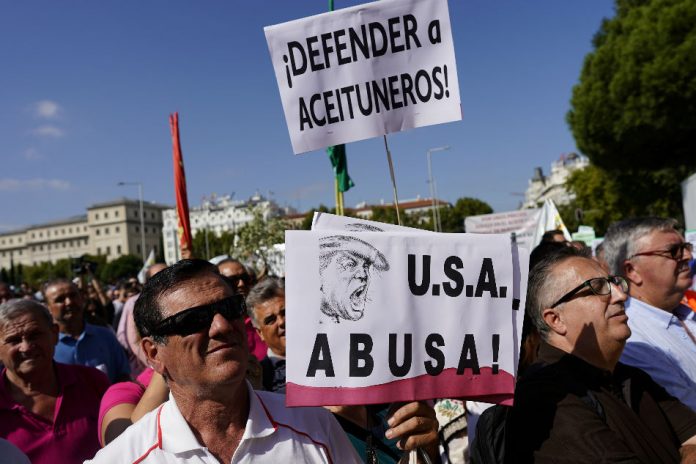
[265,0,461,154]
[312,211,427,233]
[465,209,541,250]
[285,230,527,407]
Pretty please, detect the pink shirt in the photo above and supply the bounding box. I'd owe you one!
[97,368,154,446]
[246,316,268,361]
[0,363,109,464]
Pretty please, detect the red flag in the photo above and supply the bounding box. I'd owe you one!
[169,112,193,258]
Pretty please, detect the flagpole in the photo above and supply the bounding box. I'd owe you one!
[382,135,402,226]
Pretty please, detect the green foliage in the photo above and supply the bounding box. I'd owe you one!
[369,206,426,229]
[99,254,143,283]
[562,164,690,235]
[235,207,288,267]
[300,205,334,230]
[568,0,696,172]
[442,197,494,233]
[191,230,236,261]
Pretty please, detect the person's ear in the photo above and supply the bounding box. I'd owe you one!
[255,326,267,344]
[542,308,567,336]
[141,337,168,378]
[623,259,642,286]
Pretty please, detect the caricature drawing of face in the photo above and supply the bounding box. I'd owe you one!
[319,235,389,323]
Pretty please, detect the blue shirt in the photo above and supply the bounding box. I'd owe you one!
[54,323,131,383]
[621,297,696,410]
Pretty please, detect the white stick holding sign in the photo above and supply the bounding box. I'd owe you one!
[285,230,528,407]
[265,0,461,154]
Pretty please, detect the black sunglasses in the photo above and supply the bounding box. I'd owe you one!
[223,273,252,287]
[151,295,246,337]
[629,242,693,261]
[550,275,629,309]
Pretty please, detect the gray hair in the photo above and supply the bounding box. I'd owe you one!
[245,277,284,328]
[0,299,55,331]
[603,217,679,275]
[526,246,584,340]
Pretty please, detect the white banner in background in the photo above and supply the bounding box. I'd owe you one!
[265,0,461,154]
[285,228,528,407]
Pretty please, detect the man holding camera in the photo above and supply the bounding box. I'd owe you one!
[43,278,130,384]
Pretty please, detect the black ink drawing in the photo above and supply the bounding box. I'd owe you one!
[318,235,390,323]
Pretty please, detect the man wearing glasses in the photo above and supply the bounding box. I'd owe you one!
[506,246,696,462]
[603,217,696,410]
[87,259,361,463]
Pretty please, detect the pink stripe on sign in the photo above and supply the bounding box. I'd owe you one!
[286,366,516,407]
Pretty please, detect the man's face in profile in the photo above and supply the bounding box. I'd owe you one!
[321,250,371,321]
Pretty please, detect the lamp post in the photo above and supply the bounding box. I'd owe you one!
[117,181,146,262]
[426,146,450,232]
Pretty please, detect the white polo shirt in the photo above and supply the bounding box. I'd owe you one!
[85,384,361,463]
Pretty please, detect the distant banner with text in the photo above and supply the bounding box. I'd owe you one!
[285,230,527,407]
[265,0,461,154]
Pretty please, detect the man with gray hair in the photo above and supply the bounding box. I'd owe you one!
[0,299,108,463]
[246,277,286,393]
[603,217,696,410]
[507,246,696,462]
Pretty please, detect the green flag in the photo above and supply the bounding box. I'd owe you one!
[327,144,354,193]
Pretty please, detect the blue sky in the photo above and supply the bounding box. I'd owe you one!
[1,0,615,231]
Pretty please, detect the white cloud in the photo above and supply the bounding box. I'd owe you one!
[0,178,71,191]
[33,100,61,119]
[23,147,43,160]
[30,125,64,138]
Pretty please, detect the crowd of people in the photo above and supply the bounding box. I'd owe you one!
[0,215,695,463]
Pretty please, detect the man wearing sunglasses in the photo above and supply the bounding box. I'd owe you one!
[603,217,696,410]
[506,246,696,462]
[87,259,361,463]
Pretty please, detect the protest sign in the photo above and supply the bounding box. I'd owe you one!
[285,230,527,407]
[265,0,461,154]
[465,199,571,250]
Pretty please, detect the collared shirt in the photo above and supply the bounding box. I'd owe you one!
[507,342,696,463]
[261,348,286,393]
[0,363,109,464]
[87,382,362,463]
[54,322,131,383]
[621,297,696,410]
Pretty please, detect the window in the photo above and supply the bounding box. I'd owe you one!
[117,245,122,254]
[144,227,148,233]
[115,226,120,233]
[134,211,138,218]
[115,210,119,218]
[135,226,140,233]
[69,228,72,233]
[9,239,12,244]
[18,250,22,255]
[39,245,43,251]
[69,241,73,246]
[136,244,141,253]
[62,242,66,248]
[96,229,100,236]
[151,212,156,219]
[106,246,111,256]
[97,247,101,255]
[31,233,35,239]
[104,212,109,219]
[96,213,100,220]
[105,227,110,235]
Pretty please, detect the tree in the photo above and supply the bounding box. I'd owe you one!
[99,254,143,283]
[567,0,696,221]
[191,230,236,260]
[234,207,288,269]
[369,206,426,229]
[441,197,493,233]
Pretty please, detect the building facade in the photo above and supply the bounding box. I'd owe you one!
[0,198,169,270]
[162,193,291,264]
[522,153,589,209]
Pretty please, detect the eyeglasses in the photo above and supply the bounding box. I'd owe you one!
[629,242,693,261]
[151,295,246,337]
[223,273,252,288]
[550,275,629,309]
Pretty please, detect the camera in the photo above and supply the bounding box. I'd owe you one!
[71,257,98,276]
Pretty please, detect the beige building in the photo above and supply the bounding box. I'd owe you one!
[0,198,169,270]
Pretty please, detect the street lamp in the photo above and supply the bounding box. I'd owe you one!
[117,181,146,262]
[426,146,450,232]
